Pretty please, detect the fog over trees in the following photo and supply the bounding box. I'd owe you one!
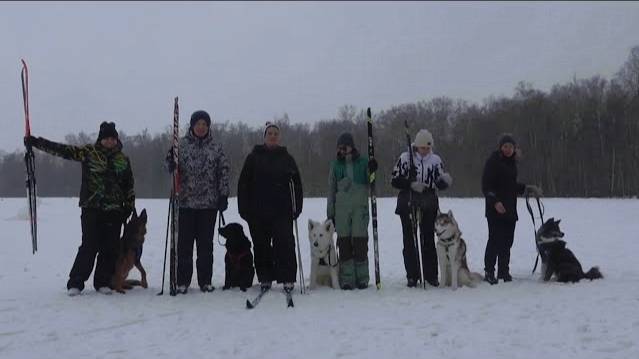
[2,46,638,199]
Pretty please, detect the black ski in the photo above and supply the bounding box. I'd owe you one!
[367,108,381,290]
[246,287,270,309]
[169,97,180,296]
[21,59,37,254]
[404,120,425,289]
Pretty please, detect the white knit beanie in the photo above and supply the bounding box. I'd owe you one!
[263,122,280,137]
[413,129,434,147]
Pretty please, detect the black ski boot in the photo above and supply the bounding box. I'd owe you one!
[484,271,498,285]
[498,273,513,282]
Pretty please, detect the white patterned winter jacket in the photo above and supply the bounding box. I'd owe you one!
[176,131,230,209]
[391,151,446,190]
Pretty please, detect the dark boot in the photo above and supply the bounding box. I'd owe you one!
[484,271,498,285]
[406,278,417,288]
[498,272,512,282]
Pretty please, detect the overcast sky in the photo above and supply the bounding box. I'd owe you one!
[1,1,638,152]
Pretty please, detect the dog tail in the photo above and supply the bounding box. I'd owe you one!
[124,279,144,287]
[584,266,603,280]
[470,272,483,282]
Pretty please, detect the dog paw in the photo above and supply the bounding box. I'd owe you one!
[141,281,148,288]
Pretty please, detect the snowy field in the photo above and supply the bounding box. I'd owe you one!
[1,197,638,359]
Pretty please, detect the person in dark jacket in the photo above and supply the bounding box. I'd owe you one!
[481,133,541,284]
[237,122,303,294]
[391,129,452,288]
[25,122,135,296]
[166,110,230,294]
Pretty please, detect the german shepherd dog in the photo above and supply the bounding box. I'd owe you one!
[536,218,603,283]
[219,223,255,291]
[111,209,148,293]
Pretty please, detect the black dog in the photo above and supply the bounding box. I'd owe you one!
[537,218,603,283]
[219,223,255,291]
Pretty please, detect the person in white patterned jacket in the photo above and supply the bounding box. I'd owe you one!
[165,110,230,294]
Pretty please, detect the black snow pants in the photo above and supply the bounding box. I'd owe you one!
[67,209,122,291]
[399,208,439,286]
[177,208,217,288]
[484,218,516,276]
[248,216,297,284]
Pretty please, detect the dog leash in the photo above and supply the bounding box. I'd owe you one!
[216,211,226,247]
[525,192,545,273]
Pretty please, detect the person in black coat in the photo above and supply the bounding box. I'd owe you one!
[237,122,303,293]
[481,134,541,284]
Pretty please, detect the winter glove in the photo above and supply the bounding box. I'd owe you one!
[120,207,133,223]
[435,173,453,190]
[368,158,378,173]
[165,148,177,173]
[525,185,543,197]
[24,135,39,148]
[410,181,427,193]
[217,196,228,212]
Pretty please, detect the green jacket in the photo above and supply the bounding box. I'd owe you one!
[32,137,135,212]
[327,152,370,220]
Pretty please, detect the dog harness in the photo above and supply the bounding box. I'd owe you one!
[318,247,338,268]
[437,232,459,261]
[228,250,250,267]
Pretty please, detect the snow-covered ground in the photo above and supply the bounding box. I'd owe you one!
[1,197,638,359]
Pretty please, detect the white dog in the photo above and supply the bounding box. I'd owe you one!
[308,219,339,289]
[434,210,483,290]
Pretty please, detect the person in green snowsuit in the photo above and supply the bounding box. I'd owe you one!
[327,133,377,290]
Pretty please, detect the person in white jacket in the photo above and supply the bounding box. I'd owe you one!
[391,129,452,288]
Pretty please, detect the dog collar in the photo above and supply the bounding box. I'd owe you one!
[438,233,456,245]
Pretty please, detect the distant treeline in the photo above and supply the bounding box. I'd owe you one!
[2,47,639,199]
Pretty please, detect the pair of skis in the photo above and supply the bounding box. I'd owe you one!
[404,119,426,289]
[159,97,180,296]
[246,287,294,309]
[20,59,37,255]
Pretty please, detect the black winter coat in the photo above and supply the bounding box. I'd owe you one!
[237,145,303,222]
[481,150,526,221]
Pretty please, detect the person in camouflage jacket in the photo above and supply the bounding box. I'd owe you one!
[165,110,230,294]
[25,122,135,295]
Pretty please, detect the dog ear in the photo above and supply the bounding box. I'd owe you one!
[437,208,441,216]
[447,209,453,218]
[139,209,147,223]
[308,219,315,232]
[556,219,561,224]
[324,219,334,233]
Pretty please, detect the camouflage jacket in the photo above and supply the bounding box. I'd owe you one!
[32,137,135,212]
[170,131,230,209]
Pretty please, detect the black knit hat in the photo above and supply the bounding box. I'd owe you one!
[190,110,211,128]
[97,122,118,141]
[337,133,355,148]
[498,133,516,147]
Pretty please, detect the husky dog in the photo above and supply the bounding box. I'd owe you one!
[112,209,148,294]
[536,218,603,283]
[308,219,339,289]
[434,210,483,290]
[219,223,255,292]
